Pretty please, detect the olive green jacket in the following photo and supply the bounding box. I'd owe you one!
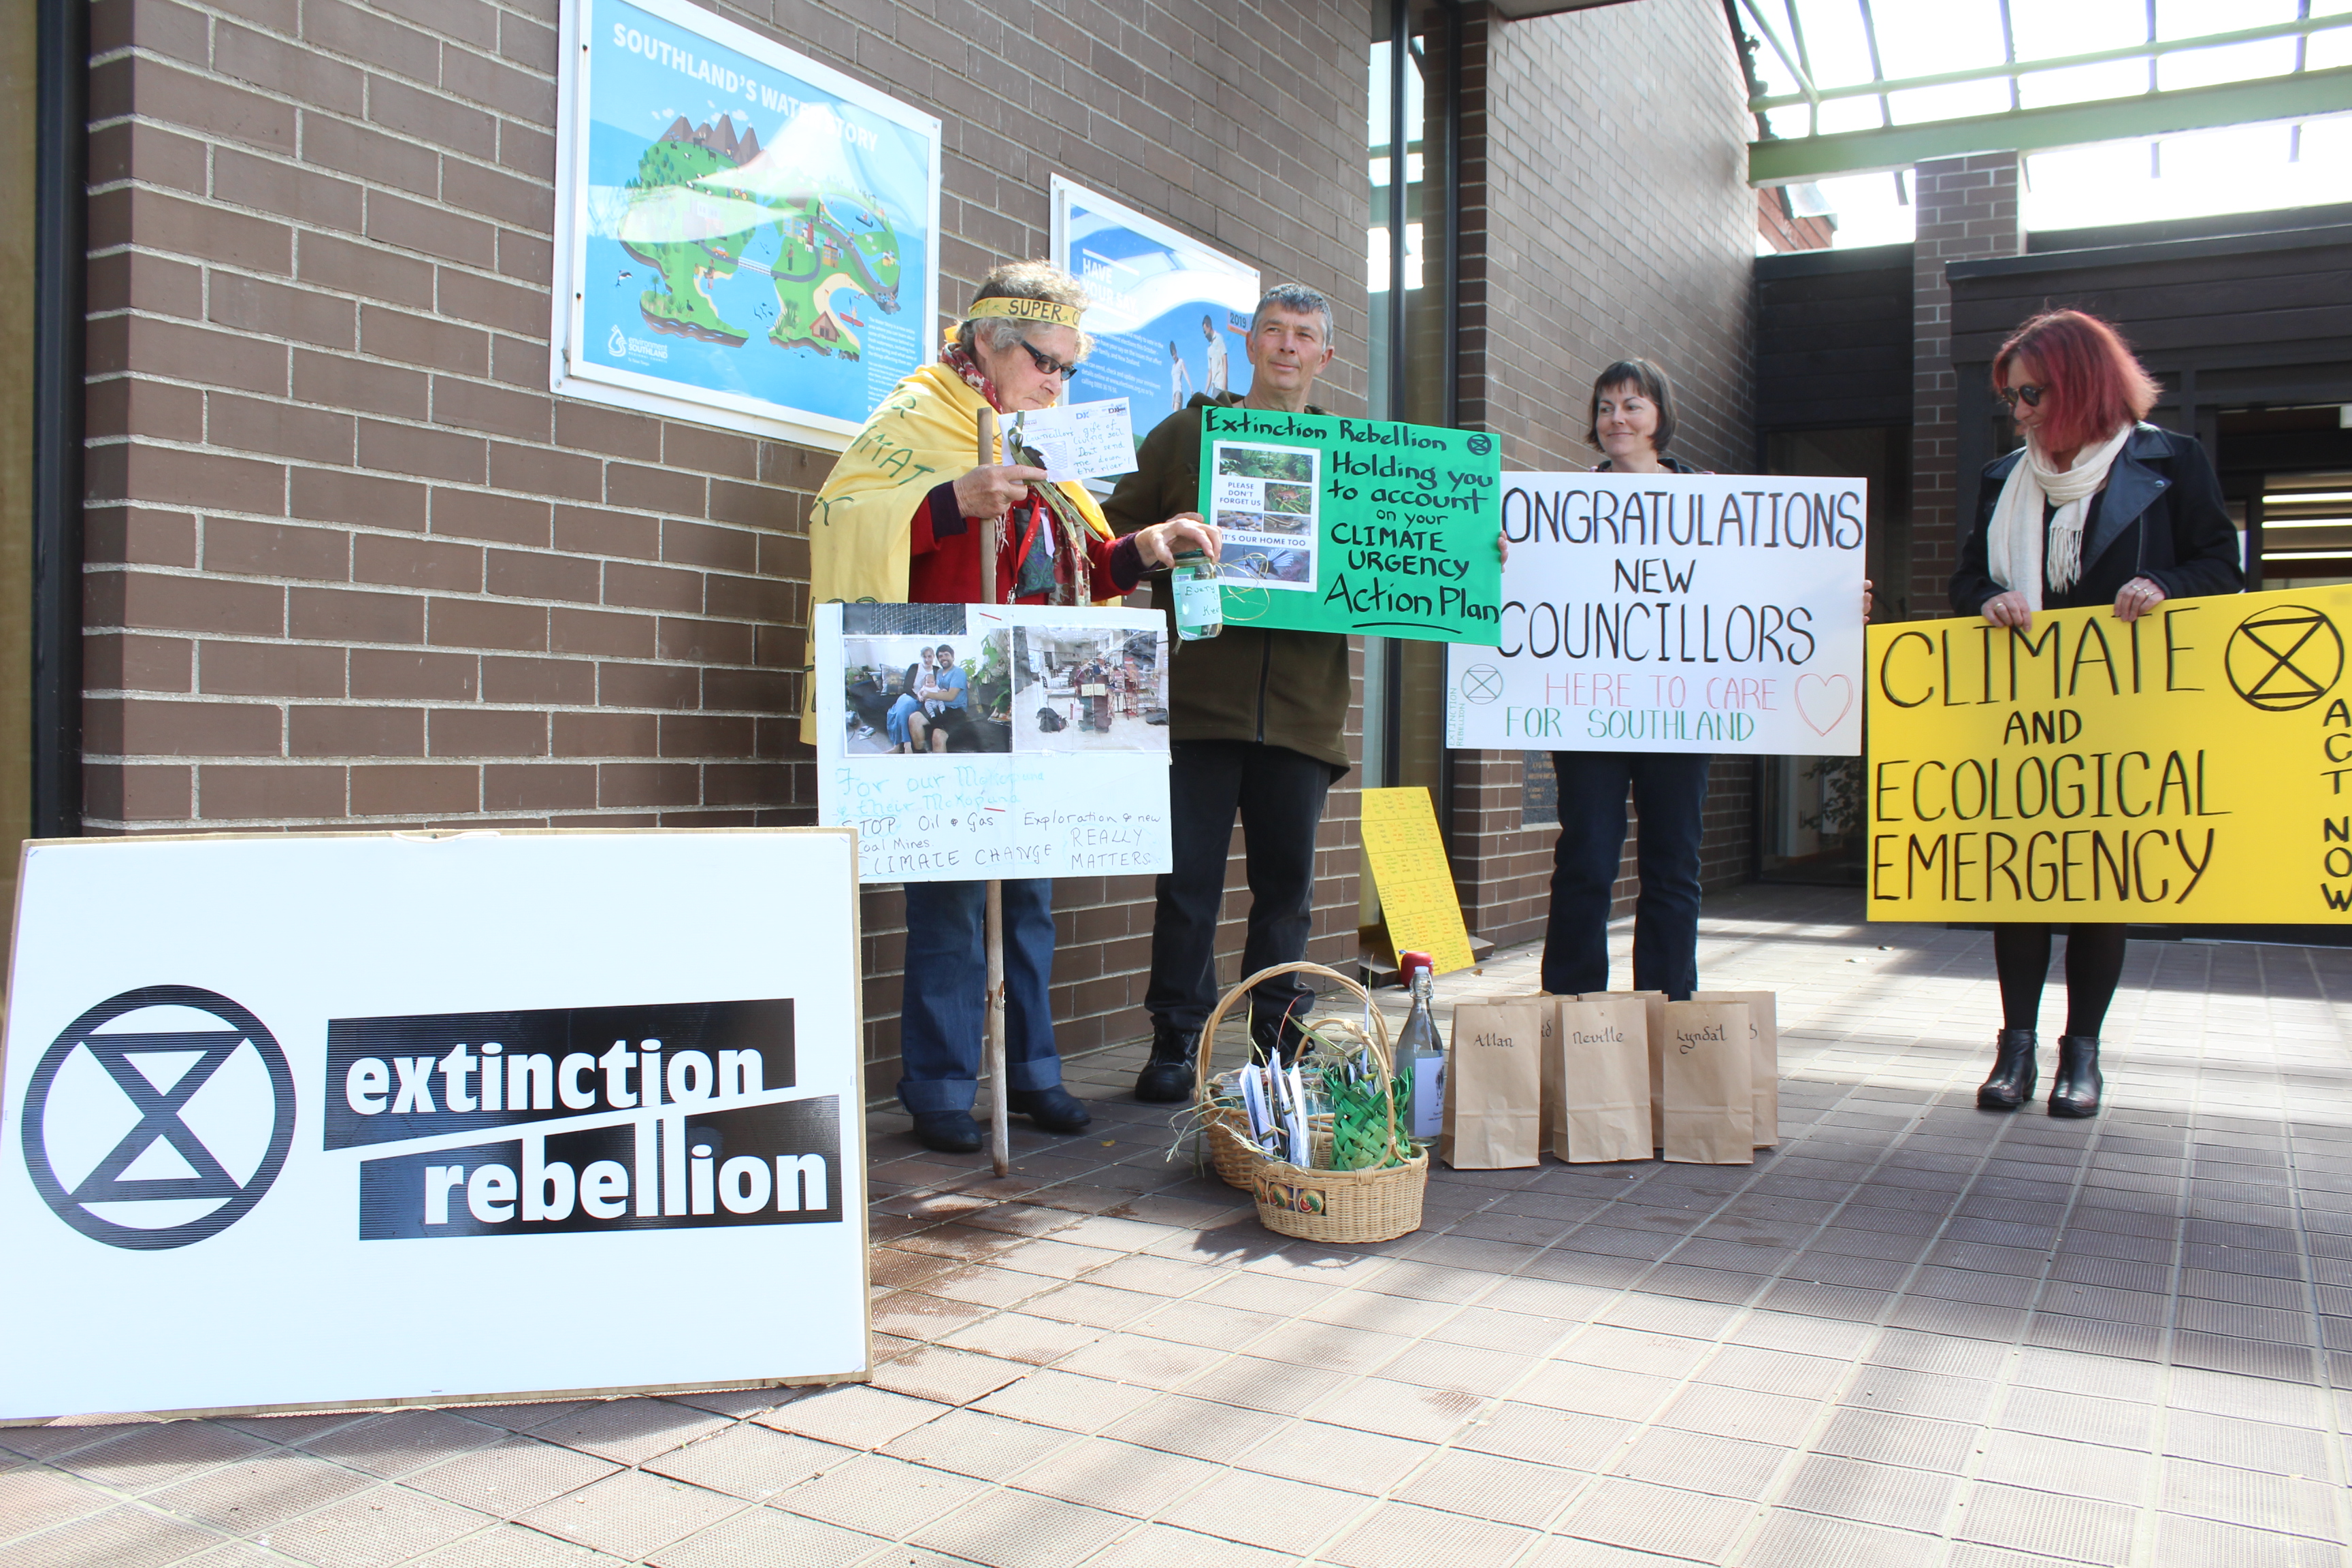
[1101,393,1352,773]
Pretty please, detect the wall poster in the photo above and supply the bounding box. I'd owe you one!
[813,602,1173,883]
[552,0,942,450]
[0,830,868,1420]
[1049,178,1261,457]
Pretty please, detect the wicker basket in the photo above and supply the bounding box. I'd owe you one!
[1194,961,1427,1243]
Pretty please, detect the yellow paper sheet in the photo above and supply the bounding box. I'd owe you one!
[1362,786,1477,974]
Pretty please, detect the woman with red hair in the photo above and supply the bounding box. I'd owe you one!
[1950,309,2241,1119]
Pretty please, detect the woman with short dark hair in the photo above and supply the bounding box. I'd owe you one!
[1950,308,2241,1118]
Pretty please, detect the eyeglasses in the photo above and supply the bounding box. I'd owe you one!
[1019,340,1081,383]
[1997,383,2046,409]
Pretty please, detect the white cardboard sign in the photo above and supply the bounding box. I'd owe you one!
[1006,399,1138,483]
[815,602,1173,881]
[1448,472,1867,756]
[0,830,868,1420]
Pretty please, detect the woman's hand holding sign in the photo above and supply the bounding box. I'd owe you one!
[1134,512,1222,570]
[955,463,1051,519]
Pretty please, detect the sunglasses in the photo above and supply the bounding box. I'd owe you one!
[1997,383,2046,409]
[1019,340,1081,382]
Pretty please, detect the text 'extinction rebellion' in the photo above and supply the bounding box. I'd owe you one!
[324,1000,841,1241]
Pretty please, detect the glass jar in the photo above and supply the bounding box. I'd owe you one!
[1171,549,1223,641]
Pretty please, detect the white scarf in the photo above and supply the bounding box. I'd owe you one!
[1986,423,2136,608]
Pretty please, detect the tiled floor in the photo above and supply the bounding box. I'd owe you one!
[8,884,2352,1567]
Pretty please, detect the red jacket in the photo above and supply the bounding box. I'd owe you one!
[907,483,1143,605]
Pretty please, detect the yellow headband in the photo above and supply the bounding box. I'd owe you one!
[965,296,1084,330]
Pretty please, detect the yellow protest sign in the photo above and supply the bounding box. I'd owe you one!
[1360,787,1477,973]
[1865,586,2352,923]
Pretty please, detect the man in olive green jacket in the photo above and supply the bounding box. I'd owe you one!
[1102,284,1350,1101]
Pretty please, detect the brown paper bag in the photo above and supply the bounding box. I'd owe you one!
[1588,991,1667,1147]
[1693,990,1779,1147]
[1519,996,1564,1153]
[1661,1000,1752,1164]
[1553,996,1651,1163]
[1438,999,1544,1169]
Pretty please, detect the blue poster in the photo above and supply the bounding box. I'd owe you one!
[557,0,941,440]
[1053,180,1260,457]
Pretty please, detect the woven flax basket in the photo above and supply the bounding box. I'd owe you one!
[1193,961,1427,1244]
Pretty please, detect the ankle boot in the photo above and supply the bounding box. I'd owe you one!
[2048,1034,2102,1118]
[1976,1028,2037,1111]
[1132,1023,1199,1104]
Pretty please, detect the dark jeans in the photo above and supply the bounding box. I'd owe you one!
[1147,740,1335,1034]
[1542,750,1712,998]
[897,877,1063,1115]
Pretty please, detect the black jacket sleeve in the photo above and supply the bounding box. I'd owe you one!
[1948,463,2008,619]
[2144,437,2242,602]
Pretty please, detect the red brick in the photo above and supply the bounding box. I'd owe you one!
[704,763,792,807]
[208,274,357,353]
[553,404,660,463]
[351,764,479,816]
[495,227,553,287]
[368,74,496,160]
[203,517,351,581]
[431,376,549,441]
[93,0,208,62]
[88,697,282,757]
[602,561,702,614]
[296,231,435,311]
[87,251,203,318]
[360,304,489,377]
[290,586,424,644]
[553,711,655,756]
[660,715,755,757]
[758,528,813,582]
[598,762,700,808]
[212,146,364,233]
[112,57,297,154]
[661,519,760,574]
[214,22,366,116]
[304,0,439,82]
[708,478,787,530]
[481,654,592,705]
[373,0,497,49]
[486,549,598,603]
[703,667,794,713]
[91,184,292,278]
[498,8,557,71]
[85,763,194,821]
[107,315,289,396]
[89,120,206,194]
[440,155,554,230]
[91,570,283,637]
[429,708,546,756]
[206,394,357,466]
[358,419,485,484]
[291,466,428,532]
[86,633,194,693]
[289,704,426,757]
[202,640,347,698]
[365,187,495,267]
[656,617,754,665]
[88,378,202,446]
[606,462,705,517]
[489,442,600,504]
[485,763,595,811]
[291,350,429,422]
[109,444,287,516]
[350,648,476,700]
[85,505,197,566]
[300,113,438,200]
[704,574,795,623]
[199,763,346,819]
[662,425,759,481]
[434,266,545,337]
[597,662,699,710]
[554,504,657,559]
[551,607,653,658]
[429,487,551,546]
[353,533,485,593]
[427,596,546,651]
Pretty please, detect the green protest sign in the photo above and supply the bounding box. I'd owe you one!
[1197,406,1503,644]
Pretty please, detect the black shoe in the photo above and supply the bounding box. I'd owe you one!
[1007,1085,1092,1134]
[1133,1023,1200,1103]
[1250,1000,1311,1066]
[1977,1028,2037,1111]
[2049,1034,2102,1118]
[910,1111,983,1154]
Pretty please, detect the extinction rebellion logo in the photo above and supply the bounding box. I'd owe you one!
[20,985,297,1250]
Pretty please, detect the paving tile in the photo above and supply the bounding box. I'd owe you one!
[1239,1418,1440,1494]
[1656,1382,1822,1447]
[2160,1455,2343,1541]
[907,1486,1131,1567]
[1101,1393,1288,1463]
[644,1507,883,1568]
[0,1502,227,1568]
[1813,1408,1977,1473]
[754,1384,950,1450]
[1993,1387,2155,1450]
[525,1399,732,1467]
[53,1422,272,1492]
[1744,1507,1941,1568]
[967,1369,1156,1433]
[642,1424,851,1499]
[1322,1499,1539,1567]
[1303,1376,1483,1443]
[269,1484,489,1568]
[1081,1521,1294,1568]
[406,1437,623,1517]
[938,1310,1105,1365]
[1844,1366,1996,1424]
[2160,1411,2332,1476]
[1512,1360,1678,1422]
[1160,1467,1370,1552]
[1780,1452,1957,1534]
[1012,1436,1218,1518]
[514,1469,742,1558]
[866,1346,1028,1407]
[1557,1475,1754,1561]
[2149,1512,2346,1568]
[1394,1447,1590,1527]
[1612,1426,1786,1501]
[1956,1482,2138,1563]
[1245,1320,1416,1375]
[148,1451,374,1537]
[770,1452,985,1539]
[1056,1334,1226,1390]
[1977,1431,2149,1505]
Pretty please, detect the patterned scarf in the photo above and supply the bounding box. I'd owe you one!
[938,335,1094,604]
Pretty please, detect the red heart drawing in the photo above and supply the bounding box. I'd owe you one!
[1795,673,1853,736]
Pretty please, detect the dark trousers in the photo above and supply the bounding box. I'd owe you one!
[1147,740,1335,1034]
[1542,750,1711,998]
[897,877,1062,1115]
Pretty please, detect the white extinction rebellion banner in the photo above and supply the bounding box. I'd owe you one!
[0,830,868,1420]
[1446,472,1867,756]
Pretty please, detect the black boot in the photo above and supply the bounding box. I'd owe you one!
[1006,1085,1092,1134]
[910,1110,983,1154]
[2048,1034,2102,1119]
[1250,1000,1310,1066]
[1132,1023,1199,1103]
[1976,1028,2037,1111]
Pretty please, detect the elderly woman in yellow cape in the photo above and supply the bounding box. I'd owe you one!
[806,261,1220,1154]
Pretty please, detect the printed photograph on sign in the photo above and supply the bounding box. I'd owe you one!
[1011,625,1169,753]
[838,626,1011,757]
[553,0,942,448]
[1209,441,1320,591]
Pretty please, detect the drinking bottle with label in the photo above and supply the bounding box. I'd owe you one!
[1396,951,1446,1142]
[1171,549,1223,640]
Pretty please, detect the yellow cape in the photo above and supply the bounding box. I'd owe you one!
[801,360,1117,736]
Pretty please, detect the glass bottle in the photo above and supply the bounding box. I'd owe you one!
[1171,549,1223,640]
[1396,951,1446,1143]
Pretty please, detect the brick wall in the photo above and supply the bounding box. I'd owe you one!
[80,0,1371,1102]
[1447,0,1761,957]
[1908,152,2020,617]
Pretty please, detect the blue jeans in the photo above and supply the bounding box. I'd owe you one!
[1542,751,1711,998]
[885,695,921,747]
[897,877,1062,1115]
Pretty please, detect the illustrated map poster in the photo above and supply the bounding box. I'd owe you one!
[1448,473,1867,755]
[1051,178,1258,455]
[815,603,1174,883]
[553,0,941,448]
[1866,586,2352,923]
[1196,406,1503,645]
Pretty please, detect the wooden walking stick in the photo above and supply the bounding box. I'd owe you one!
[976,408,1011,1177]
